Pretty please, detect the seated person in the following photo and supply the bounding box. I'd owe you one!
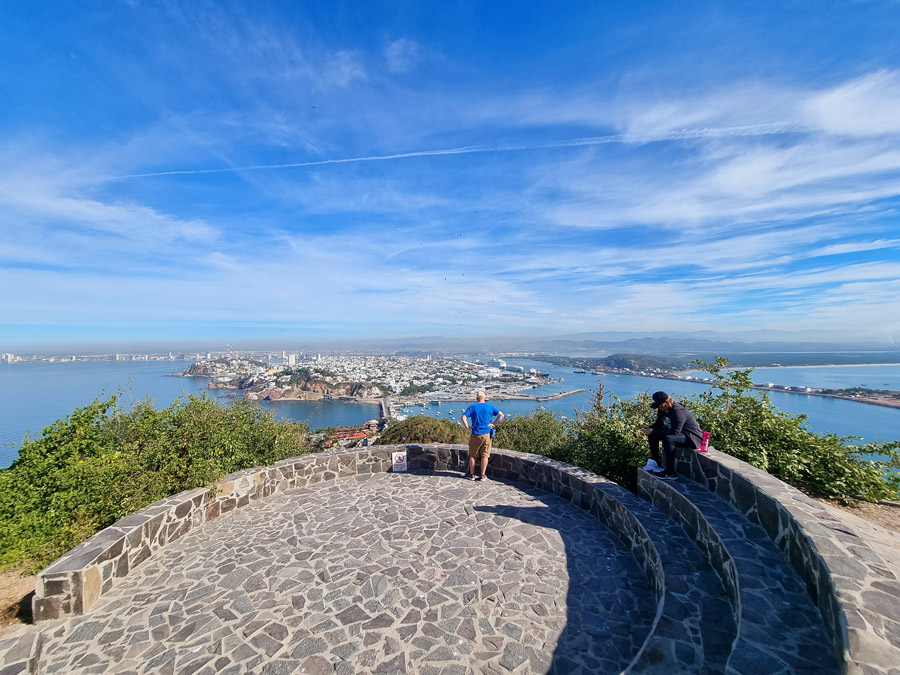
[641,391,702,479]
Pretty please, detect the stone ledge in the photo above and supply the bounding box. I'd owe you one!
[674,447,900,675]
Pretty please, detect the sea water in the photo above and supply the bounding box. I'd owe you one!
[2,359,899,468]
[0,360,379,467]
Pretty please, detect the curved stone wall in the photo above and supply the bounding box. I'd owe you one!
[31,445,690,672]
[671,446,900,674]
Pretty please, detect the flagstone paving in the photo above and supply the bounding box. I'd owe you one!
[35,471,658,674]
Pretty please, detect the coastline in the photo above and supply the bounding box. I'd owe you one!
[189,367,900,414]
[656,369,900,411]
[732,363,900,369]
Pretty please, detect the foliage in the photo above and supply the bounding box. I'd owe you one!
[495,360,900,502]
[533,354,685,372]
[688,358,900,504]
[375,415,469,445]
[0,395,310,573]
[539,387,651,491]
[493,409,568,457]
[285,367,312,383]
[400,383,436,396]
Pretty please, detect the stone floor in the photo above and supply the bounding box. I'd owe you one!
[36,471,658,674]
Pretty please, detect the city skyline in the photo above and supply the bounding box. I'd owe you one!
[3,1,900,348]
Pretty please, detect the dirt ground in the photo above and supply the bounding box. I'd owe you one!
[0,569,34,633]
[2,499,897,635]
[824,499,900,533]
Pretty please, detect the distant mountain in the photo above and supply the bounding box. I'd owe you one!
[16,329,897,358]
[550,329,895,345]
[534,335,898,355]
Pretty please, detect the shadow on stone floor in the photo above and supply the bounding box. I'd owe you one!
[475,487,657,674]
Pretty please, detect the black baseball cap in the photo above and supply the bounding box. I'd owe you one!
[650,391,669,408]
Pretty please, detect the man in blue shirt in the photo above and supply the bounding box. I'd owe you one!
[460,390,504,481]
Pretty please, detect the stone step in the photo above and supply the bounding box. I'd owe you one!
[600,488,736,674]
[484,449,739,673]
[639,469,840,674]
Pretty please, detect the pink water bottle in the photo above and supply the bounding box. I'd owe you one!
[699,431,710,453]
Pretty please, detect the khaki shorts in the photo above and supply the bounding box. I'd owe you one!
[468,433,492,460]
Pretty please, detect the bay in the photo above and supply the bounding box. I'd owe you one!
[2,358,899,468]
[0,360,380,467]
[402,359,900,445]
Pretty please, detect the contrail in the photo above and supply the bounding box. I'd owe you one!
[115,122,804,179]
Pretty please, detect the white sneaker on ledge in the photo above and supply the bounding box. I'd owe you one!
[642,459,660,472]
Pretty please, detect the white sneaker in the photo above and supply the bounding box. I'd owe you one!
[643,459,660,472]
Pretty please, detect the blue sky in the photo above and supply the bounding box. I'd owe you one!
[2,0,900,349]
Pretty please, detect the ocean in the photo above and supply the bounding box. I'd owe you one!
[2,358,899,468]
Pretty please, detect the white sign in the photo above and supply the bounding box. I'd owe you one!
[392,451,408,473]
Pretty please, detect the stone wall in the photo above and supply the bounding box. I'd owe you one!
[672,447,900,675]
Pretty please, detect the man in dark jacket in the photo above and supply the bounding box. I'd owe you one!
[641,391,703,479]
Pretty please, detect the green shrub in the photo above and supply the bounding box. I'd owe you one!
[500,365,900,502]
[375,415,469,444]
[688,358,900,504]
[0,394,310,573]
[541,387,651,491]
[493,409,568,456]
[399,383,436,396]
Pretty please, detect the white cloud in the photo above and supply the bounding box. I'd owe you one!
[325,50,367,87]
[805,70,900,136]
[385,38,422,74]
[808,238,900,257]
[0,175,215,244]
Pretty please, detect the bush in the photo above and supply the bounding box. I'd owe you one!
[375,416,469,444]
[493,409,568,456]
[0,394,310,573]
[541,387,651,491]
[504,363,900,502]
[688,358,900,504]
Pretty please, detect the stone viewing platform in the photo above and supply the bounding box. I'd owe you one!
[1,444,898,673]
[30,472,657,674]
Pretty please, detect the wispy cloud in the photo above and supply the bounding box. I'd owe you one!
[804,69,900,136]
[385,38,422,74]
[325,50,367,87]
[112,123,801,179]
